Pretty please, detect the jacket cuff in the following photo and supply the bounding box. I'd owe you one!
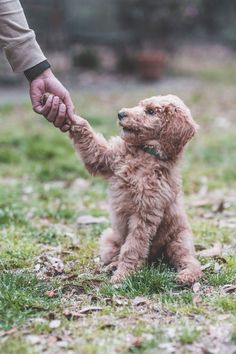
[24,60,51,82]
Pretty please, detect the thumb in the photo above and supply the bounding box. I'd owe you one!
[33,103,44,114]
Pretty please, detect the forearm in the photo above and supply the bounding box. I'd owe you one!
[70,121,113,177]
[0,0,46,72]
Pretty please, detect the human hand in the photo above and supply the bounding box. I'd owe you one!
[30,68,77,132]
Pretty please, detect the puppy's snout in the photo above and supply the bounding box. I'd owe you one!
[118,111,127,121]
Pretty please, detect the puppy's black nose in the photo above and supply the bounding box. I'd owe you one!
[118,111,127,121]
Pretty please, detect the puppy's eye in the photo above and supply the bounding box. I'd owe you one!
[146,108,155,115]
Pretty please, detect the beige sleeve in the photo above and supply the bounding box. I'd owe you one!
[0,0,46,72]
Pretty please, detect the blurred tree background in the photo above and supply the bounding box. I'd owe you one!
[21,0,236,49]
[1,0,236,82]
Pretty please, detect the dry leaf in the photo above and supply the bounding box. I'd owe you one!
[132,296,149,306]
[63,310,84,320]
[35,254,65,277]
[62,284,85,295]
[47,336,58,344]
[219,218,236,229]
[79,306,103,314]
[213,199,225,213]
[192,282,201,293]
[197,242,222,257]
[26,335,41,345]
[201,262,212,271]
[0,327,17,338]
[214,261,222,272]
[45,290,56,298]
[222,284,236,293]
[76,215,108,225]
[49,320,61,329]
[113,297,128,306]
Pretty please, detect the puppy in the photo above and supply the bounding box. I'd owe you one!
[40,93,198,284]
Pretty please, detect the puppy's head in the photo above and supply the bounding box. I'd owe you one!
[118,94,198,159]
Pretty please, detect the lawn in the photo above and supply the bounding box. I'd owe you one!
[0,72,236,354]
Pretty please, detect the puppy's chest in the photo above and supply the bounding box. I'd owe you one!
[111,155,163,192]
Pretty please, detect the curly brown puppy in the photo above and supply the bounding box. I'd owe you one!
[65,94,202,285]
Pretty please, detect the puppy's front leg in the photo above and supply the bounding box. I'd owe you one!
[70,117,114,178]
[110,215,160,284]
[165,230,202,285]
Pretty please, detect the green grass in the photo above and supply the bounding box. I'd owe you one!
[0,76,236,353]
[0,272,60,330]
[100,265,177,298]
[178,325,200,344]
[213,296,236,313]
[0,337,38,354]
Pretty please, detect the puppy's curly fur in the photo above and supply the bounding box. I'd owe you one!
[70,94,202,284]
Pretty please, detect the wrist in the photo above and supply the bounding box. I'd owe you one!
[38,68,53,79]
[24,60,51,82]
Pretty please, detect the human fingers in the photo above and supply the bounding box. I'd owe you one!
[47,96,60,122]
[34,93,53,116]
[53,103,67,129]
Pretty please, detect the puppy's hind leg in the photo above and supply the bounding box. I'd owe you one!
[165,230,202,285]
[100,228,121,270]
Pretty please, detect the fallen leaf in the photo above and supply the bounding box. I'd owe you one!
[79,306,103,314]
[0,327,17,337]
[222,284,236,293]
[49,320,61,329]
[214,261,222,272]
[62,284,85,295]
[76,215,108,225]
[197,242,222,257]
[47,336,58,344]
[63,310,84,320]
[201,262,212,271]
[192,282,201,293]
[218,218,236,229]
[26,335,41,345]
[113,297,128,306]
[132,296,149,306]
[35,254,64,277]
[45,290,57,298]
[213,199,225,213]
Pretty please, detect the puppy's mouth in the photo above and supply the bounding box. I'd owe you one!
[119,121,138,134]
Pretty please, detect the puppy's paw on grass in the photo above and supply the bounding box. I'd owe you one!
[104,261,119,274]
[176,269,202,285]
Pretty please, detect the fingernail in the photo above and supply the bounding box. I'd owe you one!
[60,104,66,112]
[54,96,59,103]
[48,95,53,102]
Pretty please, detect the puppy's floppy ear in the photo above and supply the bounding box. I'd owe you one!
[159,104,198,158]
